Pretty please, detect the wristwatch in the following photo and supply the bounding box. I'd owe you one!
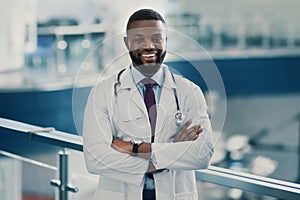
[131,140,143,153]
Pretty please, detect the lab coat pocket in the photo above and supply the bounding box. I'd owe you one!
[116,90,145,123]
[117,111,149,139]
[117,103,144,122]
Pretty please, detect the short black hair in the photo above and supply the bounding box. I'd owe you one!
[126,8,166,31]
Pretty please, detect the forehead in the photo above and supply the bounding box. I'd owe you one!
[127,20,166,36]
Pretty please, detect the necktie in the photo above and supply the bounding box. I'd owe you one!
[142,80,157,183]
[143,80,157,143]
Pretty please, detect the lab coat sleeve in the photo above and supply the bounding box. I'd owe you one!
[152,84,214,170]
[83,85,149,186]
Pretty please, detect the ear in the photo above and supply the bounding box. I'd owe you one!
[124,37,130,50]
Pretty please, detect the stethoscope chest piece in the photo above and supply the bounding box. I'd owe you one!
[175,110,184,126]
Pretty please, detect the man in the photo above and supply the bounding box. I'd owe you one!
[83,8,214,200]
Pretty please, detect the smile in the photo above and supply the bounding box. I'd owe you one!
[142,53,156,58]
[140,52,158,62]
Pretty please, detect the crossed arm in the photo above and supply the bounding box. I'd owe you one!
[84,82,213,185]
[111,120,203,172]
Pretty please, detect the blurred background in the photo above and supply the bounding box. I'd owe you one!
[0,0,300,199]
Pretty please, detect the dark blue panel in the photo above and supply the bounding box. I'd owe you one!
[167,55,300,96]
[0,127,60,158]
[0,87,91,134]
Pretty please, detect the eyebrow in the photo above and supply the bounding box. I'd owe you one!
[132,34,144,37]
[131,33,163,37]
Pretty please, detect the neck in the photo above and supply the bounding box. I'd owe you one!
[133,63,161,77]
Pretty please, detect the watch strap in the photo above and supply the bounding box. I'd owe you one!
[132,143,139,153]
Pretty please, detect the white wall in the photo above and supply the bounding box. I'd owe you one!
[37,0,169,27]
[0,0,37,72]
[0,158,22,200]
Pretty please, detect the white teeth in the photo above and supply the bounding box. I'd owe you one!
[142,54,155,57]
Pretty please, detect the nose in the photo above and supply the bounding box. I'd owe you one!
[143,38,155,49]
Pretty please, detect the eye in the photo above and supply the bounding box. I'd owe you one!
[133,37,144,44]
[152,36,163,43]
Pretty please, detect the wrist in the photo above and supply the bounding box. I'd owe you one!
[131,140,143,154]
[111,139,135,154]
[137,142,152,160]
[138,142,151,154]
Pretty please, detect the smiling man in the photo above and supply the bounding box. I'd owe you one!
[83,8,214,200]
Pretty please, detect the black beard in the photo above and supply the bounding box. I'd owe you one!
[129,50,166,67]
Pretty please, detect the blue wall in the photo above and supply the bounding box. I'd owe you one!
[0,87,90,134]
[167,55,300,96]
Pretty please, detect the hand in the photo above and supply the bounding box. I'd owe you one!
[111,139,132,153]
[173,120,203,142]
[148,162,157,173]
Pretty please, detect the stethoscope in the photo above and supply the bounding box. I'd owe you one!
[113,68,184,126]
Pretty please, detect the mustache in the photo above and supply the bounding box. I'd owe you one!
[138,49,160,54]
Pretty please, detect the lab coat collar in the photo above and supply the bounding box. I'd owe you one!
[130,64,164,87]
[155,66,178,139]
[162,64,177,89]
[117,67,135,90]
[118,64,177,90]
[116,67,147,119]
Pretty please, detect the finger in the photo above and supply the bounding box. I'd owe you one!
[190,133,200,141]
[184,127,198,141]
[193,134,199,141]
[175,120,200,142]
[186,125,200,134]
[196,126,203,135]
[179,120,192,132]
[177,120,192,137]
[191,125,203,139]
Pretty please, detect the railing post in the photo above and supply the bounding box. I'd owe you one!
[297,113,300,183]
[59,150,68,200]
[51,150,78,200]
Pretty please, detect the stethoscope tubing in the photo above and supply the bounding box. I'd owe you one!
[113,68,184,126]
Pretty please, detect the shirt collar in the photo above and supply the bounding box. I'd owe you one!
[130,64,164,87]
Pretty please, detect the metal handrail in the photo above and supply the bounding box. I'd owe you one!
[196,167,300,200]
[1,117,300,200]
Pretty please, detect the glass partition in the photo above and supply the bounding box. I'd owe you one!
[0,152,57,200]
[197,181,277,200]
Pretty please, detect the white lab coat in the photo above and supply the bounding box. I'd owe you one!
[83,65,214,200]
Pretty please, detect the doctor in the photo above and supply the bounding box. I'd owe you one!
[83,8,214,200]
